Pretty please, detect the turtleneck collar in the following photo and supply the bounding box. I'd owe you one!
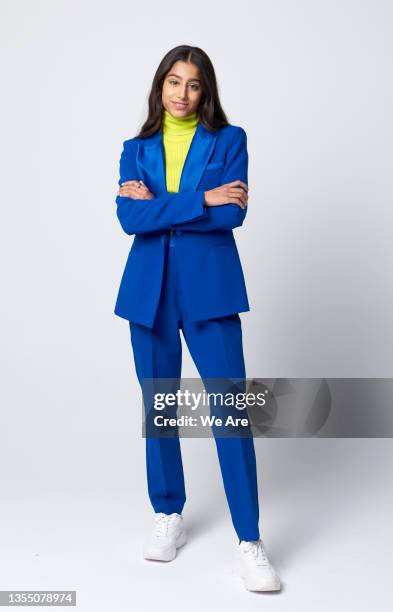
[162,109,199,136]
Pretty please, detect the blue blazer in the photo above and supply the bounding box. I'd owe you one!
[114,122,250,328]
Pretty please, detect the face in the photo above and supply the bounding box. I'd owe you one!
[162,60,203,118]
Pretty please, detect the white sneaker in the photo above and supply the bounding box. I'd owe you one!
[143,512,187,562]
[234,539,281,591]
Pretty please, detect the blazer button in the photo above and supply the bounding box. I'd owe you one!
[175,230,183,236]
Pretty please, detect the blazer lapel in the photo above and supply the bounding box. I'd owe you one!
[178,122,217,193]
[135,131,167,197]
[136,122,217,197]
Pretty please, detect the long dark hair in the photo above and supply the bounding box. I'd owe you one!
[136,45,229,138]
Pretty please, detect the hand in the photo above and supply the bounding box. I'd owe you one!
[118,180,154,200]
[204,180,249,209]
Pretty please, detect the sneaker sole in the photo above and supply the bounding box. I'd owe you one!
[143,529,187,562]
[233,559,281,592]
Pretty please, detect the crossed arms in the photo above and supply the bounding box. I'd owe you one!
[115,127,249,235]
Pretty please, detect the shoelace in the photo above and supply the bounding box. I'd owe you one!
[242,540,269,565]
[154,513,179,538]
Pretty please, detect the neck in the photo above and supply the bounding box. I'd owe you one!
[162,109,198,136]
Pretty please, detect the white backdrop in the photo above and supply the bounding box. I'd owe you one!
[1,1,392,610]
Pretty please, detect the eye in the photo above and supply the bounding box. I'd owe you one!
[168,79,178,86]
[190,84,200,91]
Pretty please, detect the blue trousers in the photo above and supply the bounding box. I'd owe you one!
[129,236,260,541]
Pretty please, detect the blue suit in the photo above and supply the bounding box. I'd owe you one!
[114,122,260,541]
[114,122,250,328]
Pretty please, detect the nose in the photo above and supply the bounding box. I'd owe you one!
[178,84,187,99]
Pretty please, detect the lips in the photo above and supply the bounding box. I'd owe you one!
[172,101,188,108]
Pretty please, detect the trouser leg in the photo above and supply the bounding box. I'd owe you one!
[129,245,185,515]
[181,310,260,542]
[184,315,260,540]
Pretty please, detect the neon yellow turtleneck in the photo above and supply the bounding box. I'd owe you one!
[162,109,198,193]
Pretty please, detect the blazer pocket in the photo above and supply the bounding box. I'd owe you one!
[206,161,224,170]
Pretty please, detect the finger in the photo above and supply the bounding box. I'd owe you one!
[233,195,248,208]
[226,189,248,205]
[120,180,141,187]
[227,187,248,199]
[225,196,246,208]
[119,185,140,192]
[118,189,140,197]
[225,180,249,191]
[120,188,152,200]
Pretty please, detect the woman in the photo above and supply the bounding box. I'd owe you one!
[114,45,281,592]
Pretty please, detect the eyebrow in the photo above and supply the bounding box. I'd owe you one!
[167,73,201,82]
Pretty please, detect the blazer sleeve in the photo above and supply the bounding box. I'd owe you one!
[171,126,249,232]
[115,139,208,235]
